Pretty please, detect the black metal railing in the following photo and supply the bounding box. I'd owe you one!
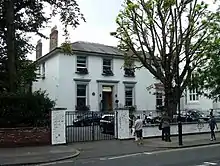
[66,111,115,143]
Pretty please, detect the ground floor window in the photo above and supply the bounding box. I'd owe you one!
[125,86,134,107]
[189,88,199,101]
[76,84,87,107]
[156,92,163,107]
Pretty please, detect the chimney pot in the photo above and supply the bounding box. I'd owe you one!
[49,26,58,51]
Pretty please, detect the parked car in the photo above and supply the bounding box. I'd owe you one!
[100,114,133,134]
[100,114,115,134]
[185,109,208,122]
[72,114,102,127]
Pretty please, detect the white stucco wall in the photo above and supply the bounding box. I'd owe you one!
[32,55,59,102]
[56,53,156,111]
[182,89,213,111]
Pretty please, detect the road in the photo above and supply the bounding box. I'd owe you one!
[39,144,220,166]
[66,125,114,142]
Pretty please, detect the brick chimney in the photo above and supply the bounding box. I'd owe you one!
[36,39,42,60]
[49,26,58,51]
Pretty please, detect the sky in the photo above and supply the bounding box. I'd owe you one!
[28,0,124,61]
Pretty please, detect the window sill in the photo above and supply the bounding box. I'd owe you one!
[187,100,200,104]
[124,74,135,78]
[102,73,114,76]
[75,71,89,75]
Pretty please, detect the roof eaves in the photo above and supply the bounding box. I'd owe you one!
[72,49,125,58]
[34,47,61,64]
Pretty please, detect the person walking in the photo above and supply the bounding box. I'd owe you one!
[161,112,171,142]
[209,114,218,141]
[134,116,143,145]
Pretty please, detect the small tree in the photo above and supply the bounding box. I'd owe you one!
[111,0,220,116]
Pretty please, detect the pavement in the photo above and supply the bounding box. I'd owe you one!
[1,133,220,166]
[0,145,80,166]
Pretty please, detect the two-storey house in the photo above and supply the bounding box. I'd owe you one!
[33,27,218,112]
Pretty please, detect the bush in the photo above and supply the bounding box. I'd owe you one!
[0,90,55,128]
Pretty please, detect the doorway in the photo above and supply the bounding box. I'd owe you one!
[102,86,113,112]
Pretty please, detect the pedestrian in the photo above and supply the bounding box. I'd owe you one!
[161,112,171,142]
[134,116,143,145]
[209,114,218,141]
[210,109,213,117]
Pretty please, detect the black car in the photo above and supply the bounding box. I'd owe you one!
[100,114,133,134]
[100,114,115,134]
[73,114,102,127]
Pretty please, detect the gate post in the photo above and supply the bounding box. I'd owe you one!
[51,108,67,145]
[115,109,130,140]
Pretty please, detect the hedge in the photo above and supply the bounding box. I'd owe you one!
[0,90,55,128]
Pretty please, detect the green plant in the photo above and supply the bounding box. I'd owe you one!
[0,90,55,128]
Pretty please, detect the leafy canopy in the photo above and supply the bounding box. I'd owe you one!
[112,0,220,95]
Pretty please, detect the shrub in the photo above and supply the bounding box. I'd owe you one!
[0,90,55,128]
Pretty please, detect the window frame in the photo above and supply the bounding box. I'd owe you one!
[189,88,199,101]
[42,62,45,79]
[102,58,113,75]
[124,84,135,107]
[76,56,88,74]
[75,80,90,109]
[156,92,163,107]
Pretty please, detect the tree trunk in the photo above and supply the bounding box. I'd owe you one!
[164,83,177,118]
[5,0,16,93]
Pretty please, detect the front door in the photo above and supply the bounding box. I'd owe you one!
[102,86,113,112]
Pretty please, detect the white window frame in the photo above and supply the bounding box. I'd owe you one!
[42,62,45,78]
[102,58,112,73]
[75,81,89,107]
[76,56,87,72]
[124,84,135,107]
[189,88,199,101]
[156,91,163,107]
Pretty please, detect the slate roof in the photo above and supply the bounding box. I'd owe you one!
[71,41,124,56]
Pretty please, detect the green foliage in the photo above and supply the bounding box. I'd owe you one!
[112,0,220,115]
[60,42,74,55]
[0,0,85,93]
[0,90,55,128]
[190,42,220,101]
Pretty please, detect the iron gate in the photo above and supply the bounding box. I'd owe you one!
[66,111,115,143]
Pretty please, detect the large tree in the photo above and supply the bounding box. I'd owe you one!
[190,40,220,101]
[111,0,220,116]
[0,0,85,93]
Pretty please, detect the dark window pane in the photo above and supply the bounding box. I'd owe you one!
[77,56,86,69]
[77,85,86,97]
[125,87,133,98]
[156,99,163,106]
[103,59,111,66]
[77,98,86,107]
[193,95,195,100]
[125,98,132,106]
[189,95,192,101]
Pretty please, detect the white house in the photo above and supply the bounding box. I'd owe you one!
[32,27,217,112]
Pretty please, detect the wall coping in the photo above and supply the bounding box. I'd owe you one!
[0,127,50,130]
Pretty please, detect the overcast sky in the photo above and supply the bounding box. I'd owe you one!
[28,0,124,61]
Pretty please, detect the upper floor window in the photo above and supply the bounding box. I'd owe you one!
[102,58,113,76]
[42,62,45,79]
[189,88,199,101]
[124,67,135,77]
[76,56,88,74]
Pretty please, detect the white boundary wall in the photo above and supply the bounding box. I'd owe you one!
[51,109,66,145]
[116,110,220,139]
